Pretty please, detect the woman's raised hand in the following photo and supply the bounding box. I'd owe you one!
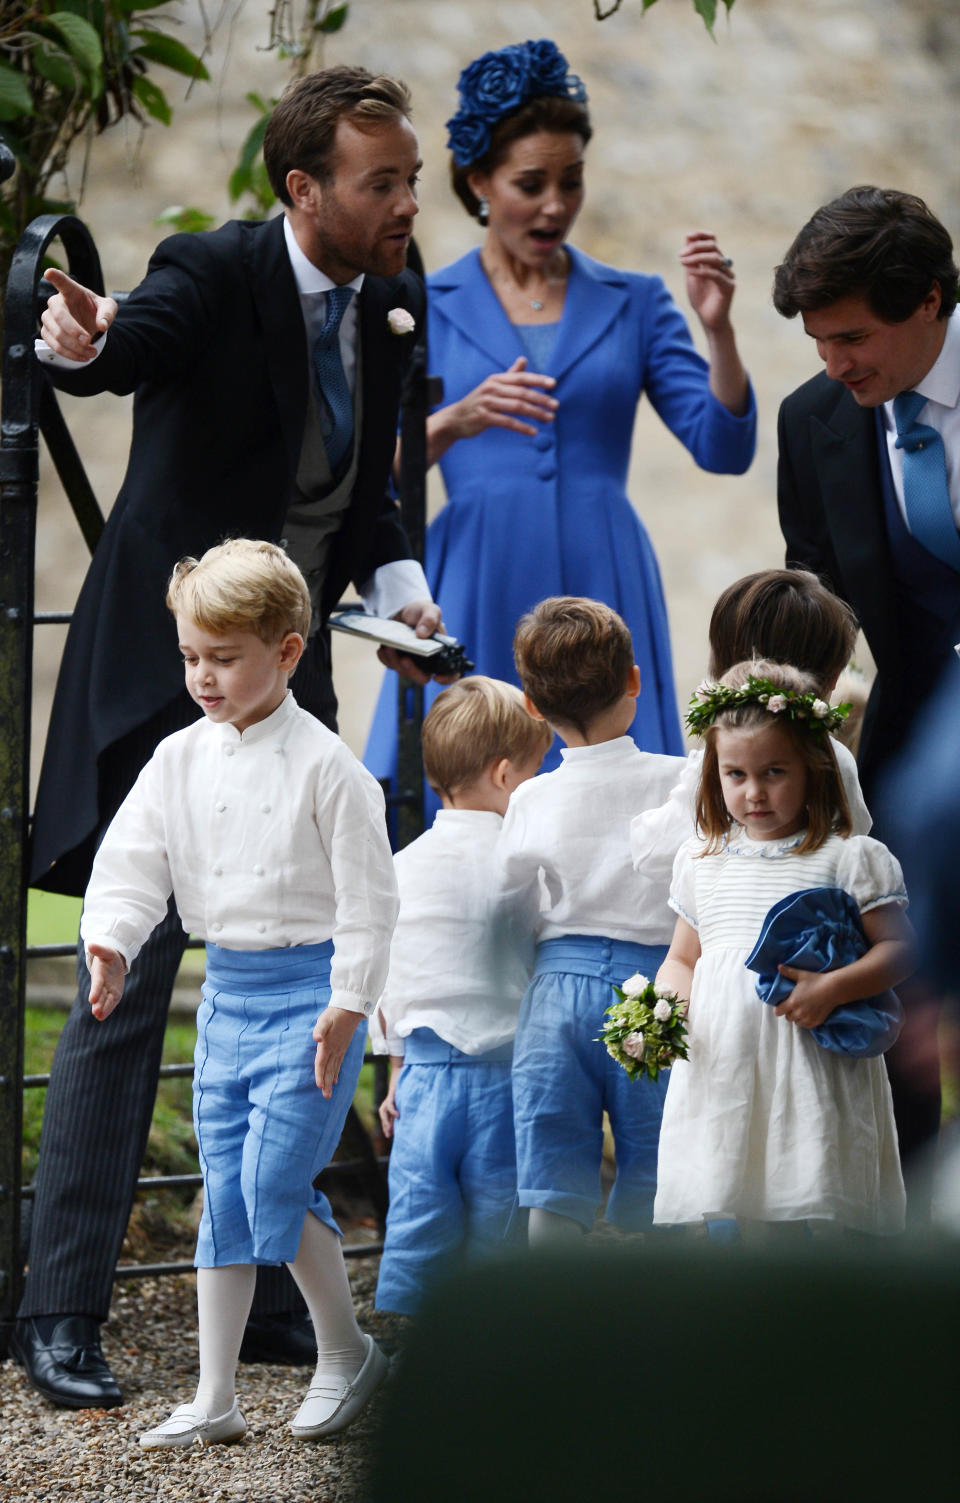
[680,231,737,334]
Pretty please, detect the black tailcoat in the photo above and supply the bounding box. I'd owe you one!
[31,215,424,893]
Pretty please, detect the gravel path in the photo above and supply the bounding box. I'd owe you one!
[1,1255,403,1503]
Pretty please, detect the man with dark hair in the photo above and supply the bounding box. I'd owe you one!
[774,184,960,1198]
[13,65,442,1409]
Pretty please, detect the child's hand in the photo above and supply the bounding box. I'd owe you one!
[313,1006,362,1098]
[87,943,126,1020]
[377,1059,403,1138]
[774,967,841,1030]
[378,1089,399,1138]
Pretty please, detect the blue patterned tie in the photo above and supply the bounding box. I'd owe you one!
[312,285,355,476]
[893,389,960,569]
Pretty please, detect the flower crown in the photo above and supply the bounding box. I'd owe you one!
[686,674,850,738]
[446,39,588,169]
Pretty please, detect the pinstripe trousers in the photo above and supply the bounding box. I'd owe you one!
[19,638,338,1321]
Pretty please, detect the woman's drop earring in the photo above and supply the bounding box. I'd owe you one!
[477,195,489,226]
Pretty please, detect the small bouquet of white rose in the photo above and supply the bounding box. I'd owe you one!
[597,973,689,1083]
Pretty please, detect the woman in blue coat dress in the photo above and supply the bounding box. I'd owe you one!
[366,40,756,812]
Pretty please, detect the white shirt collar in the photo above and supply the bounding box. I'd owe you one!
[559,735,637,763]
[883,307,960,430]
[283,214,364,298]
[213,688,298,745]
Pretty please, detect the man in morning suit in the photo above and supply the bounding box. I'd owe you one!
[773,185,960,1199]
[12,66,441,1408]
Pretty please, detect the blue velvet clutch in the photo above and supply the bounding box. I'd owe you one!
[744,886,903,1058]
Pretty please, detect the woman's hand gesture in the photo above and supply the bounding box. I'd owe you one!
[680,231,736,335]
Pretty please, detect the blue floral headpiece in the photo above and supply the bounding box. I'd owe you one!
[446,39,588,169]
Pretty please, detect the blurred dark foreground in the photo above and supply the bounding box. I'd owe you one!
[370,1236,959,1503]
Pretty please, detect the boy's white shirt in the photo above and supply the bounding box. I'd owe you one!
[80,692,398,1016]
[498,737,688,946]
[375,809,533,1057]
[629,734,872,890]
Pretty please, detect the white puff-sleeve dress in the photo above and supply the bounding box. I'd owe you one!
[654,829,907,1234]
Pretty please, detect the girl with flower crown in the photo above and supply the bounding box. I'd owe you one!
[653,659,915,1238]
[365,38,756,817]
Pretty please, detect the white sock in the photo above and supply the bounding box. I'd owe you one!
[286,1213,366,1380]
[193,1264,257,1418]
[528,1208,587,1249]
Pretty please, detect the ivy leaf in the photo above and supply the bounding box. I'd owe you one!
[130,30,210,81]
[156,203,216,233]
[47,11,104,79]
[0,62,34,121]
[693,0,719,35]
[132,74,172,125]
[318,4,349,34]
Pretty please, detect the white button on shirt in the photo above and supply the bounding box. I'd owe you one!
[499,738,689,947]
[81,693,398,1016]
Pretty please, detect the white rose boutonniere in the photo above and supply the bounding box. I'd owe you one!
[387,307,416,336]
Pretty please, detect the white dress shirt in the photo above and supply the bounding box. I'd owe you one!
[498,738,688,947]
[375,809,534,1057]
[35,215,430,621]
[630,735,872,893]
[881,307,960,532]
[80,692,398,1016]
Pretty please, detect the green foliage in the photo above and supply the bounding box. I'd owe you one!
[0,1,210,297]
[595,0,736,31]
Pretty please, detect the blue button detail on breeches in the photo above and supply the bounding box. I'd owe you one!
[513,935,669,1231]
[193,941,366,1267]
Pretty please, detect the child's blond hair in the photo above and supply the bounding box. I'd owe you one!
[166,538,311,643]
[513,596,634,736]
[422,676,551,800]
[696,659,852,856]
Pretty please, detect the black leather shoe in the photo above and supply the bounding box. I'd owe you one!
[238,1312,317,1366]
[9,1316,123,1409]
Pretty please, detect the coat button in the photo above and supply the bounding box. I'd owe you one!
[534,431,553,451]
[536,462,556,481]
[216,802,226,813]
[261,803,271,814]
[212,922,223,933]
[254,865,265,877]
[212,866,222,876]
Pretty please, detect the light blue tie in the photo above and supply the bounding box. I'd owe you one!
[893,389,960,570]
[312,286,355,476]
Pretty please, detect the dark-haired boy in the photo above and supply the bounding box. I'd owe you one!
[500,597,686,1245]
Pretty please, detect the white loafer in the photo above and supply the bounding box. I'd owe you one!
[140,1400,247,1449]
[290,1334,388,1440]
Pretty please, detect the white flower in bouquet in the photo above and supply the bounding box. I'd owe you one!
[767,694,788,713]
[622,1032,646,1061]
[812,699,830,718]
[653,998,674,1023]
[620,972,649,998]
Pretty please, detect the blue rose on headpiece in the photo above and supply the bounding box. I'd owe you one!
[459,44,530,121]
[524,39,570,95]
[446,38,588,169]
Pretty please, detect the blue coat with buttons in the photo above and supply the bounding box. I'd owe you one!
[365,244,756,803]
